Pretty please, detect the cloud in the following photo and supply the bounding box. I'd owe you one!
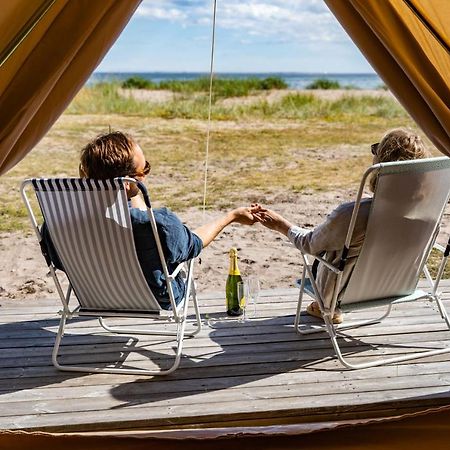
[135,0,347,43]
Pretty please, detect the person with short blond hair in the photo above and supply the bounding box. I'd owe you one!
[255,128,430,324]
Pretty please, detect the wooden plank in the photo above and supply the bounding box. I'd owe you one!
[2,386,450,432]
[1,287,450,432]
[1,367,450,408]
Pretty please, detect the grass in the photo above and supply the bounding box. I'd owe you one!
[1,79,432,237]
[2,112,419,233]
[306,78,341,89]
[67,83,407,122]
[428,248,450,279]
[121,76,288,97]
[2,82,446,277]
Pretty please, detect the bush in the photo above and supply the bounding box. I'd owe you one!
[306,78,341,90]
[259,77,288,90]
[159,76,287,97]
[120,76,288,98]
[121,76,155,89]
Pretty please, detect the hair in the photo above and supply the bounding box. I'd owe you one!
[79,131,137,179]
[369,128,430,191]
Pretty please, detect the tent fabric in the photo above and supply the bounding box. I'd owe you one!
[1,405,450,449]
[325,0,450,156]
[0,0,141,175]
[1,1,450,174]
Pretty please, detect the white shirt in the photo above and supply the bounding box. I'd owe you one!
[287,198,372,308]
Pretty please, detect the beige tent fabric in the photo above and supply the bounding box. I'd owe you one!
[1,0,449,174]
[325,0,450,156]
[0,0,141,175]
[1,405,450,449]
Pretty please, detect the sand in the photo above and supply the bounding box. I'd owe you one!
[0,88,444,303]
[119,87,396,106]
[2,187,449,303]
[0,189,353,301]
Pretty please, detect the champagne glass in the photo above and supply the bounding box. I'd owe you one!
[247,276,260,318]
[237,281,248,322]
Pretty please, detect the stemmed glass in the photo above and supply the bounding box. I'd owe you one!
[237,277,260,322]
[247,276,260,318]
[237,281,249,322]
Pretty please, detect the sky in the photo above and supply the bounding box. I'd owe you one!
[96,0,375,74]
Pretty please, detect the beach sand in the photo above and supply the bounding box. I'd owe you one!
[2,189,449,302]
[0,188,352,301]
[0,88,445,304]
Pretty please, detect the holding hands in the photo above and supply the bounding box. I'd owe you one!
[194,204,292,250]
[230,206,264,225]
[249,204,294,236]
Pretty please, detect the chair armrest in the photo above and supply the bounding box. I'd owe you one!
[313,255,340,274]
[286,239,340,274]
[168,262,186,280]
[434,243,446,253]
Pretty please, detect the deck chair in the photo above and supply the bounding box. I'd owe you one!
[294,157,450,369]
[21,177,202,376]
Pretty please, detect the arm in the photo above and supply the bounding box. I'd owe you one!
[258,204,353,255]
[254,208,295,236]
[194,207,257,248]
[256,206,326,255]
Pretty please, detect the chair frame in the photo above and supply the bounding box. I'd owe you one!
[294,160,450,369]
[21,177,202,376]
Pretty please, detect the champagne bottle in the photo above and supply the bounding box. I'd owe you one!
[226,247,243,316]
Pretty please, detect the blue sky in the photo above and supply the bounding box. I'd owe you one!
[97,0,375,74]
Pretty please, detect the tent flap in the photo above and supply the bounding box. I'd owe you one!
[0,0,141,175]
[325,0,450,155]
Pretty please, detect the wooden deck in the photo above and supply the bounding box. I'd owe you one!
[1,281,450,432]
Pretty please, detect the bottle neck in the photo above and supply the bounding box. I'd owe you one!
[228,254,241,276]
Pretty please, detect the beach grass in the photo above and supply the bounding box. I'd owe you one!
[2,112,419,232]
[0,80,433,233]
[305,78,342,89]
[66,82,407,121]
[122,76,288,97]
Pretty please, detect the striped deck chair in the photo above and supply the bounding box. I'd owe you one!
[21,177,202,376]
[295,157,450,369]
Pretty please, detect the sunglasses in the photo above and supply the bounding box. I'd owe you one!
[371,142,379,156]
[131,160,151,178]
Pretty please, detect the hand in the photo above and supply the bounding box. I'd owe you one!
[254,208,292,235]
[231,206,261,225]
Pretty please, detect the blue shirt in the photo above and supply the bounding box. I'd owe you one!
[41,208,203,310]
[130,207,203,309]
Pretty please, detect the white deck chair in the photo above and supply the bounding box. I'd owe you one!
[295,157,450,369]
[21,177,202,376]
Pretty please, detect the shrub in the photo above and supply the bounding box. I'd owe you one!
[121,76,155,89]
[306,78,341,90]
[259,77,288,90]
[159,76,287,97]
[120,76,288,98]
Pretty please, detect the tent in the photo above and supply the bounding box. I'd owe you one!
[1,0,450,446]
[1,0,449,175]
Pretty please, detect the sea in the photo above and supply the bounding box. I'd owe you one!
[88,72,383,90]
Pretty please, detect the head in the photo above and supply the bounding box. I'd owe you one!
[79,131,149,179]
[79,131,150,197]
[369,128,429,191]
